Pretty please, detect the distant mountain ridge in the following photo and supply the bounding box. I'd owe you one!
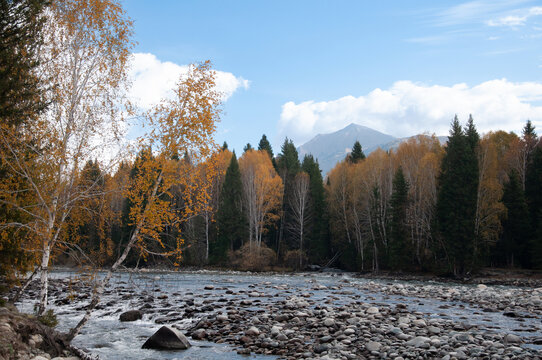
[297,123,446,175]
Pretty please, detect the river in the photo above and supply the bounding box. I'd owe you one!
[16,270,542,359]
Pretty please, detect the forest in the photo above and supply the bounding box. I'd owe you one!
[44,117,540,278]
[1,0,542,305]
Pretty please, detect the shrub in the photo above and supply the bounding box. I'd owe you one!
[37,309,58,328]
[283,249,307,270]
[229,242,276,271]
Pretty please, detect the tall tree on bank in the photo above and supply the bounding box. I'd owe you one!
[525,141,542,268]
[67,61,222,341]
[500,171,531,267]
[0,0,48,284]
[288,172,311,268]
[302,155,329,264]
[276,138,301,256]
[389,166,410,271]
[436,116,479,276]
[0,0,134,315]
[239,150,283,248]
[213,152,245,263]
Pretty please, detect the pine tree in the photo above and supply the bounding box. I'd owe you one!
[243,143,253,153]
[0,0,48,126]
[301,154,329,263]
[0,0,48,285]
[465,114,480,152]
[276,138,301,257]
[389,166,410,271]
[436,116,479,276]
[525,145,542,268]
[213,152,246,263]
[348,141,366,163]
[258,134,274,159]
[500,171,531,267]
[222,141,228,150]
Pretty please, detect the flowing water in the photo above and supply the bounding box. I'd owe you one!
[17,270,542,359]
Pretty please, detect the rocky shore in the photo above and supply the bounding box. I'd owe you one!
[12,272,542,359]
[0,304,80,360]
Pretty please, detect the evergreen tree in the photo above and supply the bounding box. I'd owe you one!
[0,0,48,284]
[243,143,253,153]
[213,152,246,263]
[258,134,274,159]
[436,116,479,276]
[389,166,410,270]
[301,154,329,263]
[465,114,480,152]
[523,120,537,145]
[275,138,301,257]
[222,141,228,150]
[525,145,542,268]
[500,171,531,267]
[348,141,366,163]
[0,0,48,125]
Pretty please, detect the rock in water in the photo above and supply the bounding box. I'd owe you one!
[142,326,191,350]
[119,310,143,322]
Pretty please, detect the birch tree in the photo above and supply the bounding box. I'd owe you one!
[239,150,283,248]
[288,171,310,268]
[67,61,222,341]
[0,0,133,315]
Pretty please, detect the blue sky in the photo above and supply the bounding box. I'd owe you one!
[123,0,542,154]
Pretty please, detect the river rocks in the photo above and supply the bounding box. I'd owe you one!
[13,273,542,360]
[191,328,206,340]
[365,341,381,351]
[406,336,431,347]
[477,284,488,290]
[504,333,522,344]
[119,310,143,322]
[142,326,191,350]
[366,306,379,314]
[245,326,260,336]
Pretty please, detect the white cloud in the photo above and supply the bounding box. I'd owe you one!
[431,0,529,26]
[279,79,542,145]
[487,6,542,27]
[129,53,249,110]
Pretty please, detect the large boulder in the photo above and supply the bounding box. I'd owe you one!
[142,326,191,350]
[119,310,143,322]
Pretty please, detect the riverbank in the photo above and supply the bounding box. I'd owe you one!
[11,270,542,359]
[0,303,81,360]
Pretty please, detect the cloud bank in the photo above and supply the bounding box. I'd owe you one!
[129,53,249,109]
[279,79,542,145]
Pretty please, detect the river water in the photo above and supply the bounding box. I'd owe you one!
[17,270,542,359]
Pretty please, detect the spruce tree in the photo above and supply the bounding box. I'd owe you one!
[276,138,301,256]
[349,141,366,163]
[243,143,253,153]
[302,154,329,263]
[500,171,531,267]
[389,166,410,271]
[0,0,48,125]
[213,153,246,263]
[258,134,274,159]
[436,116,479,276]
[525,145,542,268]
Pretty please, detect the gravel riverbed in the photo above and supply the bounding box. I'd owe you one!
[14,270,542,359]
